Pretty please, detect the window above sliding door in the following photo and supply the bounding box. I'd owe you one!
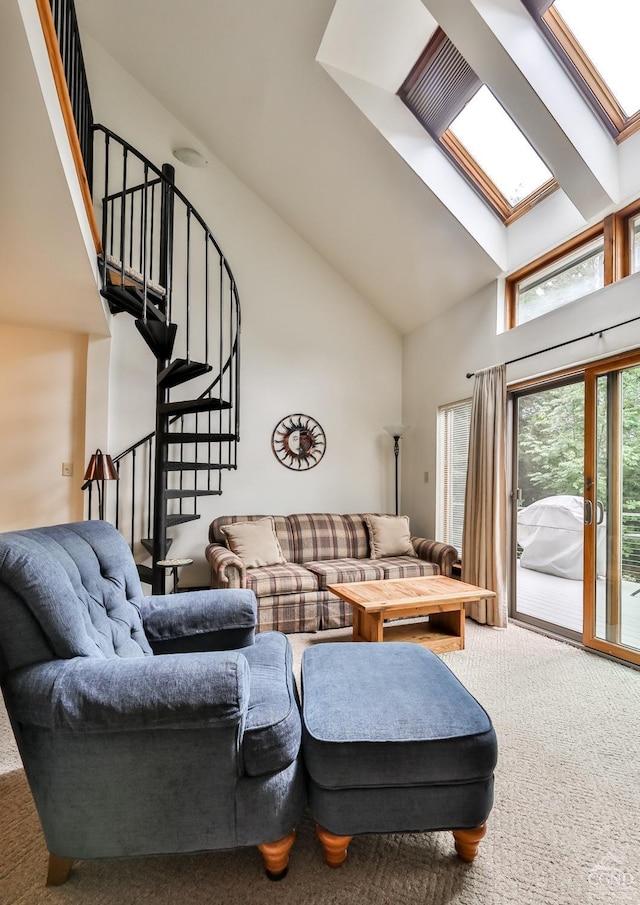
[506,199,640,328]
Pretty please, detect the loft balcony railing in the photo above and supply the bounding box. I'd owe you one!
[47,0,93,184]
[36,0,100,251]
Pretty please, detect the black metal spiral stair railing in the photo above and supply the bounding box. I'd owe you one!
[92,126,241,593]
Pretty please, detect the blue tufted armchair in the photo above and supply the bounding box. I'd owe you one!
[0,521,305,885]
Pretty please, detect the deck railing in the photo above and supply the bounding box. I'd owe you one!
[621,511,640,581]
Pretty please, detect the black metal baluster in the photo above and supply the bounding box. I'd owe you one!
[128,181,135,271]
[114,461,120,530]
[185,208,191,361]
[150,184,156,284]
[119,149,128,280]
[141,164,149,320]
[130,448,136,554]
[102,133,110,280]
[147,439,153,543]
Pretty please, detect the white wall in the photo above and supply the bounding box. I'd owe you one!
[83,37,403,585]
[0,323,87,531]
[402,271,640,543]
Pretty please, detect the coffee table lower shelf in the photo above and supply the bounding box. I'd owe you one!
[378,619,463,653]
[351,603,464,653]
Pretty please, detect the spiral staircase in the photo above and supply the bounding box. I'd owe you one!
[39,0,240,593]
[91,126,241,593]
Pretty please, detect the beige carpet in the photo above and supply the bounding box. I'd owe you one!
[1,621,639,905]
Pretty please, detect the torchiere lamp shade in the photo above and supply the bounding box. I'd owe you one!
[383,424,409,440]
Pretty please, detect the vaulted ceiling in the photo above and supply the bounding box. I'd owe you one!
[75,0,505,334]
[4,0,635,336]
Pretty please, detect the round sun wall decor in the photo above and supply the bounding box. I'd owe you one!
[271,414,326,470]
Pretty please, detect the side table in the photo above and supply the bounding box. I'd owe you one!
[156,558,193,593]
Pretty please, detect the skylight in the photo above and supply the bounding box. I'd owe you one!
[447,86,553,207]
[398,29,557,223]
[553,0,640,118]
[525,0,640,139]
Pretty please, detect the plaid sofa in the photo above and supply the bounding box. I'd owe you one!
[205,514,458,634]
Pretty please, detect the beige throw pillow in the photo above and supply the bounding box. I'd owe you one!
[220,517,286,568]
[365,514,417,559]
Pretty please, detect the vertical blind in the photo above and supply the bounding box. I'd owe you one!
[437,399,472,555]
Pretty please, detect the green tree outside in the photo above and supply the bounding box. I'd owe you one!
[517,370,640,581]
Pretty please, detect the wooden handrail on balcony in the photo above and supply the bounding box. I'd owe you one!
[35,0,102,254]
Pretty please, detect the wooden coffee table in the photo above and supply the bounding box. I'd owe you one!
[327,576,496,653]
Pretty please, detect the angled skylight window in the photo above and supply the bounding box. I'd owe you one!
[447,86,553,207]
[524,0,640,139]
[398,28,557,224]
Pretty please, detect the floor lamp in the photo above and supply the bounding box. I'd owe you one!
[384,425,408,515]
[82,449,118,520]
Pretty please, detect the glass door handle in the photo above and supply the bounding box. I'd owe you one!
[596,500,604,524]
[584,499,593,525]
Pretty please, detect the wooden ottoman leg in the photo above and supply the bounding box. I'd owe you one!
[46,853,73,886]
[257,830,296,881]
[316,825,353,868]
[452,824,487,862]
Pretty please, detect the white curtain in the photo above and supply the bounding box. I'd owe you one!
[462,364,508,627]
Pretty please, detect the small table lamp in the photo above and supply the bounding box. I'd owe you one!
[383,425,409,516]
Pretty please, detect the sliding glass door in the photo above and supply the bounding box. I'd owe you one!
[511,378,585,640]
[584,355,640,665]
[511,353,640,665]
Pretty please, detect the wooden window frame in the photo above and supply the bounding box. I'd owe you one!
[506,224,604,330]
[506,198,640,329]
[398,27,558,225]
[618,197,640,276]
[534,4,640,142]
[441,132,557,225]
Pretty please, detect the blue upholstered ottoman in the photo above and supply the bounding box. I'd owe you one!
[301,642,497,867]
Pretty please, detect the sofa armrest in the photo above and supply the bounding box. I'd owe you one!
[205,542,246,588]
[140,588,257,653]
[6,652,250,733]
[411,537,459,577]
